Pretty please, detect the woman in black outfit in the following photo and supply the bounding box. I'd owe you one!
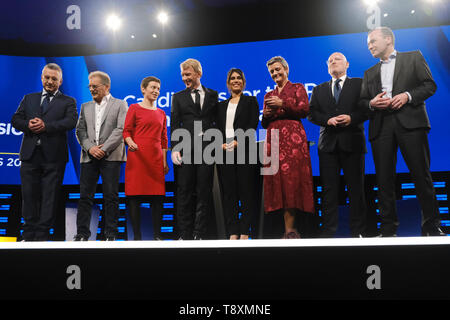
[217,68,260,240]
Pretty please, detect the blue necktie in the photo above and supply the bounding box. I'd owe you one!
[41,93,52,114]
[334,79,342,103]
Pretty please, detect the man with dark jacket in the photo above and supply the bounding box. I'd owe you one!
[308,52,368,238]
[11,63,78,241]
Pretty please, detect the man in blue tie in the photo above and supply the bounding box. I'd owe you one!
[308,52,368,238]
[11,63,78,241]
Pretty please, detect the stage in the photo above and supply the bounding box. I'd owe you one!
[1,237,449,301]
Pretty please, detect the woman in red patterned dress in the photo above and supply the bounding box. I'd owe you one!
[123,76,169,240]
[262,56,315,239]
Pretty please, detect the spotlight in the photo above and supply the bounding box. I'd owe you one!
[383,13,388,17]
[106,14,122,31]
[157,11,168,24]
[411,9,415,14]
[363,0,380,6]
[152,34,157,38]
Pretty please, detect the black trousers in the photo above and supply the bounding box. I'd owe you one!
[175,162,214,239]
[127,195,163,240]
[76,159,122,239]
[371,113,441,235]
[218,150,259,237]
[318,146,367,237]
[20,147,66,241]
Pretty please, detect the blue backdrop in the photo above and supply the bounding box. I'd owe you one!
[1,25,449,185]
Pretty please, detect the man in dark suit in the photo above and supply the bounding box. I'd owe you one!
[308,52,368,238]
[171,58,219,240]
[360,26,444,237]
[11,63,78,241]
[74,71,128,241]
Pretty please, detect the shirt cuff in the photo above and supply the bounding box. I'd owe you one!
[405,91,412,103]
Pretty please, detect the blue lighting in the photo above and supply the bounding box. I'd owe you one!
[161,227,173,233]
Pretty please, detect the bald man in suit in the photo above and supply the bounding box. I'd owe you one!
[308,52,368,238]
[360,27,444,237]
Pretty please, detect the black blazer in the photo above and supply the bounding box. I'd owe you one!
[216,94,260,143]
[308,77,367,153]
[170,85,219,150]
[359,50,437,141]
[11,91,78,162]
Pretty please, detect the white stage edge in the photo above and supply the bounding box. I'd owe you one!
[1,236,449,250]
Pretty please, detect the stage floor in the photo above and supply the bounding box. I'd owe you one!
[1,237,449,301]
[1,236,450,249]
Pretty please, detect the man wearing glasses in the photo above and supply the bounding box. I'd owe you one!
[74,71,128,241]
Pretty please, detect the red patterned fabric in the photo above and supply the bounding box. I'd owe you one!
[123,104,168,195]
[262,81,315,214]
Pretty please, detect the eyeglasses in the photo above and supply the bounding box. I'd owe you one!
[87,84,104,90]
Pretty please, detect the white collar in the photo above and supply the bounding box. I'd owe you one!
[380,50,397,63]
[332,75,347,84]
[95,93,111,106]
[42,89,58,97]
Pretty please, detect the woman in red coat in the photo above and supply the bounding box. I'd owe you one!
[262,56,315,239]
[123,76,169,240]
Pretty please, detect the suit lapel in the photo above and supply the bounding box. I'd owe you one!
[184,88,200,114]
[233,96,244,127]
[373,62,382,93]
[33,93,43,117]
[392,51,402,93]
[201,85,209,115]
[327,80,336,105]
[100,97,114,127]
[338,77,351,104]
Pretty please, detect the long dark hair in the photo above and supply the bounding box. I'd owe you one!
[226,68,246,92]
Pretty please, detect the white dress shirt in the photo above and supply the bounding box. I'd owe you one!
[380,50,397,99]
[225,102,238,138]
[94,94,111,144]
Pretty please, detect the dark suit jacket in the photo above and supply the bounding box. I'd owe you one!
[308,77,367,153]
[359,50,437,141]
[216,95,259,142]
[11,91,78,162]
[170,85,219,151]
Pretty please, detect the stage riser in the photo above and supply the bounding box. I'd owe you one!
[1,245,449,300]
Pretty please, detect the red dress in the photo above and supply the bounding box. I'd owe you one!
[123,103,168,196]
[262,81,315,214]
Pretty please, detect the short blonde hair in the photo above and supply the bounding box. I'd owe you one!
[180,58,202,75]
[88,71,111,86]
[266,56,289,75]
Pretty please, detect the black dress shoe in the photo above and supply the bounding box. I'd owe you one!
[73,234,88,241]
[105,236,116,241]
[193,234,203,240]
[422,227,447,236]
